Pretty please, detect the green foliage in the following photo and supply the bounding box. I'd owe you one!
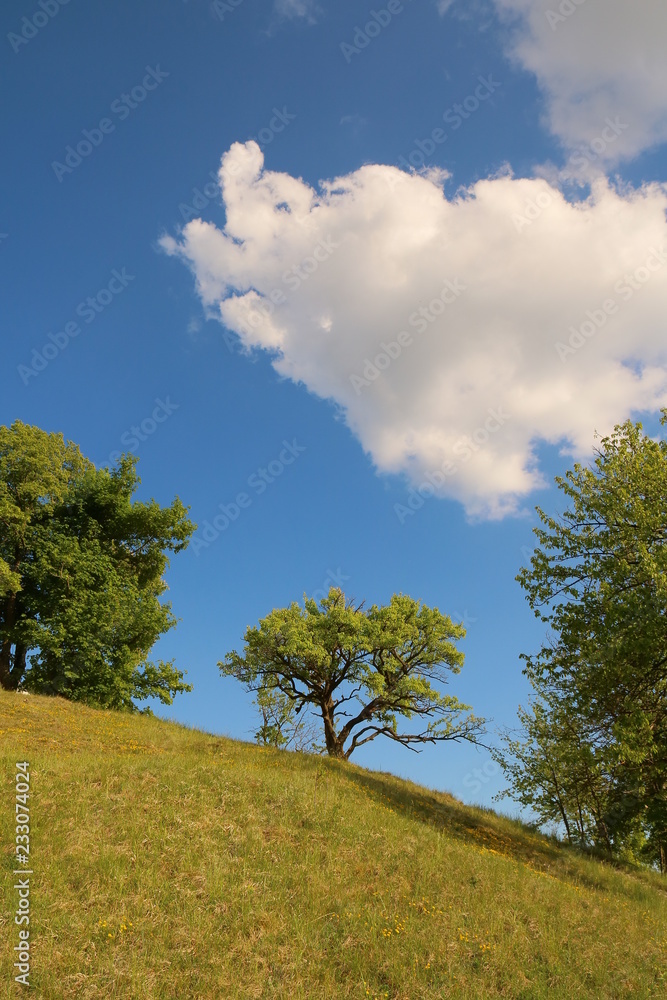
[253,683,323,753]
[0,421,195,710]
[495,687,622,853]
[220,588,485,759]
[500,412,667,871]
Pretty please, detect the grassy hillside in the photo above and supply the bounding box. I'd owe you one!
[1,691,665,999]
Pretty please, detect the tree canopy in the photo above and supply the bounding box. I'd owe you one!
[498,413,667,871]
[220,588,485,759]
[0,421,195,711]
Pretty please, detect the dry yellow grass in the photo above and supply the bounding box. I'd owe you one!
[1,690,665,998]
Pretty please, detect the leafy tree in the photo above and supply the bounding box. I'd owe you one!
[220,588,485,760]
[253,684,323,753]
[495,683,622,852]
[502,413,667,870]
[0,421,195,711]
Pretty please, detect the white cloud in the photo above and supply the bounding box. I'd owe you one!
[494,0,667,165]
[273,0,319,22]
[162,142,667,518]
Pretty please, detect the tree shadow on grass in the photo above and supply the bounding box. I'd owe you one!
[335,763,662,897]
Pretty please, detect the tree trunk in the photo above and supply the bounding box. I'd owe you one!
[0,592,18,690]
[10,644,26,689]
[548,763,571,843]
[320,698,345,758]
[574,786,586,843]
[0,645,11,689]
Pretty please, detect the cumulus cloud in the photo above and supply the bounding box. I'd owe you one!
[162,142,667,518]
[493,0,667,165]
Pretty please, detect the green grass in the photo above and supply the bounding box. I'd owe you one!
[1,691,665,998]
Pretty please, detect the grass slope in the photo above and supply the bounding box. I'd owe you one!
[1,691,665,999]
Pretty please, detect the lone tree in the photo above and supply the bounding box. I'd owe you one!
[498,412,667,871]
[0,421,195,711]
[220,589,485,759]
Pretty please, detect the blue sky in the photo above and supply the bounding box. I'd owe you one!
[3,0,667,811]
